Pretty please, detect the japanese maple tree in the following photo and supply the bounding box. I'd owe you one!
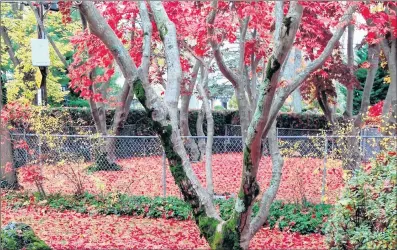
[61,0,357,248]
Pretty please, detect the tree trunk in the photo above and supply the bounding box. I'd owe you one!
[180,61,201,161]
[236,84,251,143]
[345,24,355,118]
[0,81,18,188]
[196,102,206,155]
[381,38,397,136]
[196,63,214,197]
[343,43,380,170]
[249,121,284,235]
[291,49,303,113]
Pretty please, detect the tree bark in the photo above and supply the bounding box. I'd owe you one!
[78,3,141,168]
[196,103,206,155]
[236,3,303,247]
[291,49,303,113]
[107,2,152,162]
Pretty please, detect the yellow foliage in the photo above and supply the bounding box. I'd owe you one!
[383,75,391,84]
[0,4,79,105]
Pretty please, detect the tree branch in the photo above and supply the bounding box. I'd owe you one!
[207,0,241,87]
[148,0,221,223]
[249,122,284,235]
[239,16,250,75]
[354,43,380,128]
[138,1,152,81]
[265,4,357,137]
[0,25,20,67]
[196,62,215,197]
[237,1,303,246]
[346,24,355,118]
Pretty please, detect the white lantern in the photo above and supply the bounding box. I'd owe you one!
[31,39,50,66]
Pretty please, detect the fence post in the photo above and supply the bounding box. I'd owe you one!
[23,129,28,164]
[321,135,328,203]
[38,134,43,176]
[162,150,166,197]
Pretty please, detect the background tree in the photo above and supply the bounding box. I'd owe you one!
[0,3,77,106]
[353,45,390,115]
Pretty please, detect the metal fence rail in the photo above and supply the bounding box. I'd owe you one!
[9,133,396,202]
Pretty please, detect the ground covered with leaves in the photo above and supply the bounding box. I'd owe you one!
[19,153,343,204]
[1,201,326,249]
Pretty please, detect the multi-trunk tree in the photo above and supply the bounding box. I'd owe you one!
[62,0,357,248]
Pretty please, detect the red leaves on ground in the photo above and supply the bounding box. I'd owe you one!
[19,154,343,204]
[0,204,326,249]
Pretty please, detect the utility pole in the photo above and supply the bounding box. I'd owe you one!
[37,3,48,106]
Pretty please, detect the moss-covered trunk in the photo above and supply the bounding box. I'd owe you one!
[133,81,235,248]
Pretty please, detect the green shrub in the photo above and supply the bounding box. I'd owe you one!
[268,201,332,234]
[215,199,331,234]
[7,192,332,235]
[325,151,397,249]
[1,222,51,250]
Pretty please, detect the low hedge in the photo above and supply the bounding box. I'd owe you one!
[19,108,335,136]
[6,192,332,235]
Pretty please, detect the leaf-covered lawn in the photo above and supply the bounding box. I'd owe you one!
[19,153,343,203]
[1,204,326,249]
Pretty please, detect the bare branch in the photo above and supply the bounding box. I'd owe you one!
[149,1,182,106]
[346,24,355,117]
[207,0,241,87]
[0,26,20,67]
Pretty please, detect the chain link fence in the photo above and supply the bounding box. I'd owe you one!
[10,132,396,203]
